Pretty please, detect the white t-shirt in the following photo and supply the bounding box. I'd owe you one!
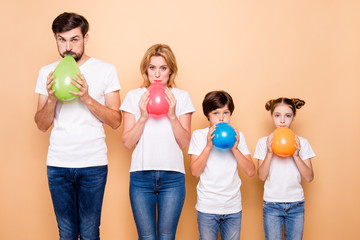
[120,87,195,173]
[254,136,316,202]
[188,128,251,214]
[35,58,121,168]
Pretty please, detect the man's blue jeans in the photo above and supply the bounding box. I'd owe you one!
[197,211,242,240]
[47,166,108,240]
[129,170,185,240]
[263,201,305,240]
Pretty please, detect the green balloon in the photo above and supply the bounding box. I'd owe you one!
[51,55,81,101]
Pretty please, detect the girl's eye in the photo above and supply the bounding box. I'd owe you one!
[274,114,280,117]
[286,114,292,118]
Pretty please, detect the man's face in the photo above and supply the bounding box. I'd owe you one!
[54,27,88,62]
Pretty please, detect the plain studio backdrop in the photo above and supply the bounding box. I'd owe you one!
[1,0,359,239]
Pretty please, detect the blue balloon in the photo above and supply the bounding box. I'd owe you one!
[212,122,237,149]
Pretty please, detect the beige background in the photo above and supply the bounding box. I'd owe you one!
[1,0,359,239]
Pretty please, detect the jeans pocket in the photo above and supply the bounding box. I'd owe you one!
[296,200,305,206]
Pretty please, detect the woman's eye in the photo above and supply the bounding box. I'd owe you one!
[161,67,167,71]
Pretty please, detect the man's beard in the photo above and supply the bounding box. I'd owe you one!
[61,50,83,62]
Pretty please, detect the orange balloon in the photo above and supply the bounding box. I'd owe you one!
[271,128,297,157]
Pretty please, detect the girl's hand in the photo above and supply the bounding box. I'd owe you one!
[206,125,216,148]
[293,136,301,157]
[165,87,177,120]
[266,133,274,153]
[231,128,240,151]
[139,90,150,120]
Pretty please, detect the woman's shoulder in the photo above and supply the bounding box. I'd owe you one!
[125,87,146,96]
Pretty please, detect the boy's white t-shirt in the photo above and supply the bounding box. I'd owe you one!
[35,58,121,168]
[254,136,316,202]
[120,87,195,173]
[188,128,251,214]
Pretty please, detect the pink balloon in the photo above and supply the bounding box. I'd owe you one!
[146,83,169,118]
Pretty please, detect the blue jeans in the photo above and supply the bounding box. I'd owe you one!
[129,171,185,240]
[197,211,242,240]
[47,166,108,240]
[263,201,305,240]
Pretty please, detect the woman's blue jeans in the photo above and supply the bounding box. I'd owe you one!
[47,166,107,240]
[129,170,185,240]
[197,211,242,240]
[263,201,305,240]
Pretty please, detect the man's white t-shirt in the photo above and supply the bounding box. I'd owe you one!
[120,87,195,174]
[35,57,121,168]
[188,128,251,214]
[254,136,316,202]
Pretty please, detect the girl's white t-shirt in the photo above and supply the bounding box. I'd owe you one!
[35,58,121,168]
[188,128,251,214]
[120,87,195,173]
[254,136,316,202]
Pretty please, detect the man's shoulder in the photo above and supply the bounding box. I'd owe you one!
[84,57,116,70]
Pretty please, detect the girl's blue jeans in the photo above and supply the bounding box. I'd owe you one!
[47,165,107,240]
[197,210,242,240]
[129,170,185,240]
[263,201,305,240]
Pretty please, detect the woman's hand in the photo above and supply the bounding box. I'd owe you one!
[165,87,177,120]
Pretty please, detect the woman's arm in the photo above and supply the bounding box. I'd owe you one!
[165,88,193,149]
[121,91,149,150]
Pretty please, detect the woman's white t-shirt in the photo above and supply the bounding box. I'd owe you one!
[254,136,316,202]
[120,87,195,174]
[188,128,251,214]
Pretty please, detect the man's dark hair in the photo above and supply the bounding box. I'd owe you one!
[52,12,89,36]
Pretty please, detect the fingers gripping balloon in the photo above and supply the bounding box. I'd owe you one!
[51,55,81,101]
[212,122,237,149]
[271,127,297,157]
[146,83,169,118]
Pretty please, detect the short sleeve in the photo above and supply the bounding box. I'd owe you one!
[104,64,121,94]
[237,132,251,156]
[299,137,316,161]
[188,130,206,156]
[176,90,195,116]
[253,137,267,160]
[35,67,49,96]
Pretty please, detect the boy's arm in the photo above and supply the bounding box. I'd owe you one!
[189,126,215,178]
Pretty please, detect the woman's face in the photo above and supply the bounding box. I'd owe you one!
[271,104,295,128]
[147,56,172,85]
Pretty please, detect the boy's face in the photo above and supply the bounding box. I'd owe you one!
[208,105,231,126]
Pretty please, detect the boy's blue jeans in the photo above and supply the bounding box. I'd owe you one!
[47,166,107,240]
[197,210,242,240]
[263,201,305,240]
[129,170,185,240]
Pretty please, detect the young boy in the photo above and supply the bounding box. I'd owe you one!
[188,90,255,240]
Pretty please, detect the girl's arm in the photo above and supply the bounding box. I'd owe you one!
[166,88,192,149]
[292,136,314,182]
[121,91,149,150]
[231,129,255,177]
[190,126,215,178]
[257,133,274,181]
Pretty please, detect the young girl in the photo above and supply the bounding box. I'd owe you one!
[188,91,255,240]
[120,44,195,239]
[254,97,316,240]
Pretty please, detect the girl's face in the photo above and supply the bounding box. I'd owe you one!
[208,105,231,126]
[147,56,172,85]
[271,104,295,128]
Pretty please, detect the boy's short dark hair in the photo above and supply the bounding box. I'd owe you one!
[202,91,235,118]
[52,12,89,36]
